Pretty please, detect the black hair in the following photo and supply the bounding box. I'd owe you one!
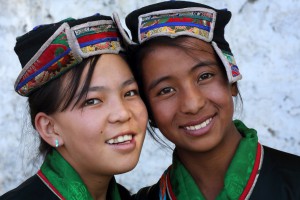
[129,36,243,148]
[28,55,100,156]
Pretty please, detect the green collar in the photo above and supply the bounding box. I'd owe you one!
[38,150,121,200]
[159,120,262,200]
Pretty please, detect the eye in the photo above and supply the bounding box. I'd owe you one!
[198,73,213,82]
[84,99,101,106]
[125,90,139,97]
[158,87,175,96]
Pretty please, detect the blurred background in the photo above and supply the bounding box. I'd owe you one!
[1,0,300,195]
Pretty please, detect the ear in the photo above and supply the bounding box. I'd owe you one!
[231,82,238,97]
[35,112,64,148]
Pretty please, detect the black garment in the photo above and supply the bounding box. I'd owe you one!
[250,146,300,199]
[0,175,58,200]
[0,174,132,200]
[133,146,300,200]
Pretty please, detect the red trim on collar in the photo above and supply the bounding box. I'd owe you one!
[166,171,177,200]
[37,170,65,200]
[239,143,263,200]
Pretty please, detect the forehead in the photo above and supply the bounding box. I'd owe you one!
[147,37,215,54]
[179,37,215,53]
[140,37,216,69]
[141,37,217,68]
[92,54,132,84]
[141,41,220,81]
[75,54,132,89]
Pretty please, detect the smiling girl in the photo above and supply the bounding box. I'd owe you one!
[115,1,300,199]
[0,14,147,200]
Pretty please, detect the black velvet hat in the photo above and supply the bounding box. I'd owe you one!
[115,1,242,83]
[14,14,124,96]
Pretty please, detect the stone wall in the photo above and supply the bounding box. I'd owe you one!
[0,0,299,194]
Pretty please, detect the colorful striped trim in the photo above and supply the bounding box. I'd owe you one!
[211,41,242,83]
[37,170,65,200]
[159,170,168,200]
[138,7,216,43]
[222,50,240,78]
[15,20,123,96]
[159,165,176,200]
[166,170,176,200]
[239,143,264,200]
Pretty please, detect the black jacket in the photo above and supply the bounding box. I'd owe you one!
[0,174,132,200]
[133,146,300,200]
[0,175,58,200]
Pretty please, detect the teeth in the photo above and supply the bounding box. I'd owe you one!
[185,118,212,131]
[106,135,132,144]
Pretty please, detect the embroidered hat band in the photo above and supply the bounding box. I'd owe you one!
[14,14,124,96]
[138,7,216,44]
[121,1,242,83]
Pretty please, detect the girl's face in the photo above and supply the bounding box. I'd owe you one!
[51,54,147,177]
[141,38,237,153]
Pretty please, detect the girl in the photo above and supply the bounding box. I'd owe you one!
[1,14,147,200]
[116,1,300,199]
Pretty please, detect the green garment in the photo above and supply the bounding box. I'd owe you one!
[163,120,259,200]
[40,150,121,200]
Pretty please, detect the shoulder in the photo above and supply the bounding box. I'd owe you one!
[132,183,160,200]
[0,175,59,200]
[250,145,300,199]
[261,145,300,184]
[263,145,300,170]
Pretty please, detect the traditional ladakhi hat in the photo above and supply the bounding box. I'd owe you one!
[114,0,242,83]
[14,14,124,96]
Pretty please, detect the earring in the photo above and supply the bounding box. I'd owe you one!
[55,139,59,148]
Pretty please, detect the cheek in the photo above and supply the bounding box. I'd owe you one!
[71,112,106,137]
[130,100,148,124]
[149,98,176,127]
[206,84,234,111]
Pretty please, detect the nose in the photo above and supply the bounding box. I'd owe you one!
[108,98,131,123]
[180,83,205,114]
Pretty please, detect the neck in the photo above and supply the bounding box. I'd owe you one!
[80,173,112,200]
[176,123,242,200]
[57,149,114,200]
[41,150,117,200]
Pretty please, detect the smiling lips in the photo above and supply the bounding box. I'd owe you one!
[106,134,133,145]
[183,117,212,131]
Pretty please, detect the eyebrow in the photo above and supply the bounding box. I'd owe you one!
[75,77,136,98]
[121,77,136,88]
[88,77,136,92]
[147,61,218,91]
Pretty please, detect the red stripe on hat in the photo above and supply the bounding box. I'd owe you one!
[19,43,69,82]
[77,32,119,43]
[167,17,193,23]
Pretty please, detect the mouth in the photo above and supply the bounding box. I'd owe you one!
[182,117,212,131]
[105,134,134,145]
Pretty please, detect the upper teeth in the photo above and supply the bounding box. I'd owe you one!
[106,134,132,144]
[184,118,212,131]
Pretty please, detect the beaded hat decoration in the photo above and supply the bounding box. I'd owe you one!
[14,14,124,96]
[115,1,242,83]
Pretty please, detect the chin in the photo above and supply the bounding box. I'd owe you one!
[113,161,138,175]
[112,154,140,175]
